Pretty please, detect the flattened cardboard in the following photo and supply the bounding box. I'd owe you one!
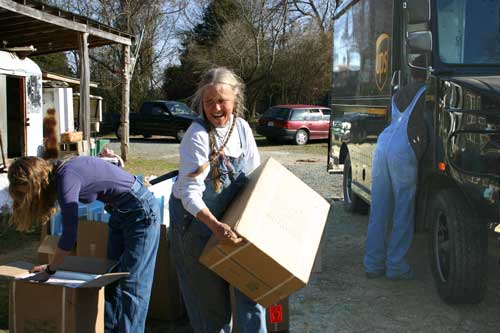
[200,158,330,307]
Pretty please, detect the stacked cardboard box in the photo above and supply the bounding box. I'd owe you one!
[147,224,184,321]
[200,158,330,307]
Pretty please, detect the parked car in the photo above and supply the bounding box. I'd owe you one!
[256,104,331,145]
[114,100,197,142]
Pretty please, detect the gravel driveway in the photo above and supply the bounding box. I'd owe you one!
[113,139,500,333]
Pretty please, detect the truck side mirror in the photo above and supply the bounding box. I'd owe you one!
[407,31,432,53]
[405,0,430,25]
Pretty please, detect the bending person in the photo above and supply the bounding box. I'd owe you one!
[8,156,160,332]
[364,56,428,280]
[169,67,267,333]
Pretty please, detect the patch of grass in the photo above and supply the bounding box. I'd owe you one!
[0,228,39,256]
[124,158,179,177]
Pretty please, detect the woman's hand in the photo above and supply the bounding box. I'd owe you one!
[196,208,244,245]
[30,264,48,273]
[213,221,244,245]
[27,264,54,283]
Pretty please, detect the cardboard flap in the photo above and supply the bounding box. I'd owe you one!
[38,235,60,255]
[0,261,33,279]
[78,272,130,288]
[58,256,117,274]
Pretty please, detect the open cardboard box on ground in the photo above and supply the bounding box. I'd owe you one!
[0,256,128,333]
[38,217,184,322]
[200,157,330,308]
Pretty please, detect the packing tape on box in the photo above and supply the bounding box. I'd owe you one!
[209,243,251,269]
[254,275,295,303]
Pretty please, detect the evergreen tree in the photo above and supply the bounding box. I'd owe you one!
[32,53,73,76]
[162,0,240,101]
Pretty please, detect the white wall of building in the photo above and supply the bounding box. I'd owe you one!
[43,87,75,137]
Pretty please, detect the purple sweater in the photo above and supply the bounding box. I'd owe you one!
[56,156,135,251]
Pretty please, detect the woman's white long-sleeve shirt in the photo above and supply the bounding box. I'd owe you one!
[172,116,260,217]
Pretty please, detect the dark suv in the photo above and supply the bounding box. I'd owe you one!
[256,104,331,145]
[115,100,197,141]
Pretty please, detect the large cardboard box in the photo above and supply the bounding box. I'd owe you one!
[0,257,128,333]
[38,219,106,264]
[38,235,76,264]
[76,220,109,258]
[39,218,184,321]
[200,158,330,308]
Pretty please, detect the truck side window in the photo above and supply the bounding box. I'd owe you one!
[151,106,163,116]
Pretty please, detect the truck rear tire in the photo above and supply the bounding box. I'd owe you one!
[429,188,488,304]
[342,152,369,214]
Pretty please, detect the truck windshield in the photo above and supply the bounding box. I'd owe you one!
[437,0,500,65]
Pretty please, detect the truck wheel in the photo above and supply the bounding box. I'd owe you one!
[294,129,309,145]
[429,188,487,304]
[342,152,369,214]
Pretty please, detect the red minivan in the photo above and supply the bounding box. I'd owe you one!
[256,104,331,145]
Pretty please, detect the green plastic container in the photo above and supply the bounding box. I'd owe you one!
[96,139,111,155]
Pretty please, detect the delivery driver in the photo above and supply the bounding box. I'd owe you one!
[168,67,267,333]
[364,55,428,280]
[8,156,160,333]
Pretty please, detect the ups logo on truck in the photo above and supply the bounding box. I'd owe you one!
[375,33,390,91]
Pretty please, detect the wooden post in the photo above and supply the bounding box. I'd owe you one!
[121,44,131,161]
[79,32,91,147]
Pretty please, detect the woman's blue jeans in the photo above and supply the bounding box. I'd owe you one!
[104,179,161,333]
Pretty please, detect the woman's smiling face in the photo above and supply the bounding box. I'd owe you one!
[202,84,235,127]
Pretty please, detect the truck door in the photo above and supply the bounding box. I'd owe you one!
[136,102,156,135]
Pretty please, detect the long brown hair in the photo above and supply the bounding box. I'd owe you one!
[8,156,58,231]
[189,67,246,192]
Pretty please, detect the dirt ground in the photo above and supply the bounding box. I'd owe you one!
[2,142,500,332]
[289,199,500,333]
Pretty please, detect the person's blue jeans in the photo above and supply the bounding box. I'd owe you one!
[364,146,416,277]
[169,196,267,333]
[104,179,161,333]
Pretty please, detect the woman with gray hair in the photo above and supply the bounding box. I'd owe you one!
[169,67,267,333]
